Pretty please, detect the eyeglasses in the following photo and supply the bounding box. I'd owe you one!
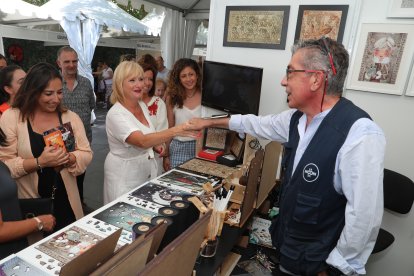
[285,68,326,80]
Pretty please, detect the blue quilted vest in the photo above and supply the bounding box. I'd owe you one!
[271,98,371,275]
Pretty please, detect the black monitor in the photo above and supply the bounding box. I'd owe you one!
[202,60,263,115]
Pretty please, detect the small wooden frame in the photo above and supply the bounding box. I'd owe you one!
[230,135,245,161]
[203,127,229,151]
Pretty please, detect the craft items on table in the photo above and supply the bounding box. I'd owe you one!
[150,169,212,195]
[129,182,191,206]
[77,202,158,244]
[0,255,49,276]
[178,158,238,178]
[20,225,106,275]
[201,185,235,258]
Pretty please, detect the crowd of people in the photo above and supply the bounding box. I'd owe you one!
[0,37,386,276]
[0,49,203,258]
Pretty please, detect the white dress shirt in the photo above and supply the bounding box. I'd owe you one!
[229,108,386,275]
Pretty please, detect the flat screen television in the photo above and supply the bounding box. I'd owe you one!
[202,60,263,115]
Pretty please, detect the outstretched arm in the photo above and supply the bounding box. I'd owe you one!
[0,211,55,242]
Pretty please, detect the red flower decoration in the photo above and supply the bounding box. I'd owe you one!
[8,44,24,63]
[147,98,159,116]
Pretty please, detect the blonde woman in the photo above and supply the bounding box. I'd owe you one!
[103,61,198,204]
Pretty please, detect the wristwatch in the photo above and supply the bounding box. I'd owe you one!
[33,217,44,231]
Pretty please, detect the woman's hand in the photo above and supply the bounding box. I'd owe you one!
[37,214,56,232]
[163,156,171,171]
[175,123,202,139]
[154,144,169,157]
[64,153,77,168]
[186,118,210,131]
[38,146,70,168]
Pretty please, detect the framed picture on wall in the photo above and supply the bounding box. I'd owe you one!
[347,23,414,95]
[294,5,349,43]
[223,5,290,50]
[405,65,414,96]
[388,0,414,18]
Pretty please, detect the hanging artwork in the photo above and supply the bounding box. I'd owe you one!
[347,23,414,95]
[294,5,349,43]
[223,5,290,49]
[405,64,414,96]
[388,0,414,18]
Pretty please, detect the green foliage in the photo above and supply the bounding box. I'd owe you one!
[23,0,49,6]
[112,0,148,20]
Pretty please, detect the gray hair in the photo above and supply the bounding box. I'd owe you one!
[57,46,78,60]
[292,38,349,96]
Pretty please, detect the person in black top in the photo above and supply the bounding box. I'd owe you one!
[0,129,55,259]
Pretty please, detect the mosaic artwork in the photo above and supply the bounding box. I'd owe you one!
[35,226,103,265]
[93,202,157,233]
[150,169,209,195]
[179,158,238,178]
[130,183,190,206]
[0,255,48,276]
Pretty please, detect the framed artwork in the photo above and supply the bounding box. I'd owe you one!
[405,65,414,96]
[223,5,290,50]
[230,135,245,160]
[203,127,229,151]
[388,0,414,18]
[347,23,414,95]
[294,5,349,43]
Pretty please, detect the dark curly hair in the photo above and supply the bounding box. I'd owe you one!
[167,58,201,108]
[12,62,66,122]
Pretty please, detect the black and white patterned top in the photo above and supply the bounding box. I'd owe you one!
[62,74,95,142]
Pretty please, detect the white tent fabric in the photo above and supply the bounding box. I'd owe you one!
[160,9,185,69]
[183,19,201,59]
[39,0,150,34]
[60,18,102,86]
[160,9,200,68]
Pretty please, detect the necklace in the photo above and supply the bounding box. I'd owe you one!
[187,90,197,98]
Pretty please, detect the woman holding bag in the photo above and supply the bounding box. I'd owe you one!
[0,62,92,231]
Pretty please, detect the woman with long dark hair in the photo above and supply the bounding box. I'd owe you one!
[164,58,202,170]
[0,65,26,116]
[0,62,92,232]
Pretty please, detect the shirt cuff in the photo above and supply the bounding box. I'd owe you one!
[228,114,243,133]
[326,248,365,275]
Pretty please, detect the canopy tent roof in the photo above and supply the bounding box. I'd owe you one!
[143,0,210,18]
[38,0,151,35]
[0,0,45,22]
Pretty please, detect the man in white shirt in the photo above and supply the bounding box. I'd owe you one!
[155,56,170,82]
[187,37,385,276]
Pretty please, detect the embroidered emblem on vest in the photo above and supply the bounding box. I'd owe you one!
[303,163,319,182]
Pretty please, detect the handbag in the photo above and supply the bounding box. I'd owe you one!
[19,185,56,219]
[19,198,53,219]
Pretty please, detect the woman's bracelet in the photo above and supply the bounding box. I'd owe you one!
[36,158,42,173]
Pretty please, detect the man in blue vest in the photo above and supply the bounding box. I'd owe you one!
[187,37,385,275]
